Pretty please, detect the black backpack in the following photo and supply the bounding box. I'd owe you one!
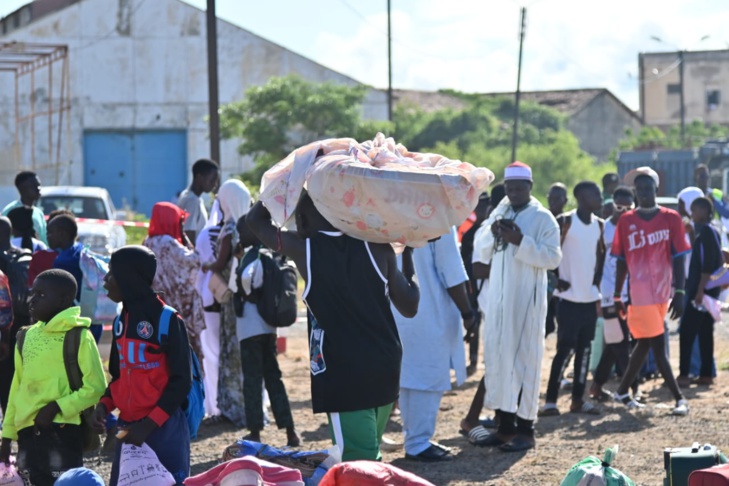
[236,246,298,328]
[0,249,32,318]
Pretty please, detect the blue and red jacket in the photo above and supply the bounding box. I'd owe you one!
[100,296,191,427]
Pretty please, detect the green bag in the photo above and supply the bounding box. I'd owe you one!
[561,446,635,486]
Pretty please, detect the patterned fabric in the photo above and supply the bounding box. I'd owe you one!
[143,235,205,362]
[215,224,247,427]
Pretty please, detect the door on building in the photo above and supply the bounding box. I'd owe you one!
[84,130,187,216]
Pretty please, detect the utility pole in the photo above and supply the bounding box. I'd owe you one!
[387,0,393,121]
[678,49,685,146]
[206,0,221,163]
[510,7,526,164]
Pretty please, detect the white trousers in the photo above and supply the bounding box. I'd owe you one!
[399,387,443,456]
[200,311,221,416]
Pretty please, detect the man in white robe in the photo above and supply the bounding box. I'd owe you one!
[393,228,476,462]
[472,161,561,452]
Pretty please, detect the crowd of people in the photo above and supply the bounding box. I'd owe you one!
[0,157,725,484]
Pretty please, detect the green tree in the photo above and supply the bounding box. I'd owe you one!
[219,75,392,187]
[617,121,729,152]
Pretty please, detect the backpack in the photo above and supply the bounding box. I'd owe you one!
[0,271,13,329]
[79,248,121,323]
[16,326,101,452]
[236,247,298,328]
[0,249,32,319]
[113,306,205,439]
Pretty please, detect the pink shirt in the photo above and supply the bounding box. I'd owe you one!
[612,207,690,306]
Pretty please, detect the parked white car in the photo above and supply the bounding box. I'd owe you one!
[40,186,127,255]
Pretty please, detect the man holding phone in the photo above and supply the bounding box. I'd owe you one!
[472,161,561,452]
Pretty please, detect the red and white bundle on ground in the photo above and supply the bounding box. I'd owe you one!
[260,133,494,247]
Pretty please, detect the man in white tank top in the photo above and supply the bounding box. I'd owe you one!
[540,181,605,417]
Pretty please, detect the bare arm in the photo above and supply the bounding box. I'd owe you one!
[447,281,477,342]
[246,201,307,279]
[376,245,419,318]
[472,262,490,280]
[669,255,686,319]
[202,233,231,273]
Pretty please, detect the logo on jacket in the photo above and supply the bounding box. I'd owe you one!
[136,321,153,340]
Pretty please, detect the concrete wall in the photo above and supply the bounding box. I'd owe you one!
[0,0,388,187]
[641,50,729,127]
[566,92,642,162]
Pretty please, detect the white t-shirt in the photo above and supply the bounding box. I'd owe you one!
[178,189,208,236]
[600,220,628,307]
[554,211,602,303]
[11,237,47,253]
[235,256,276,341]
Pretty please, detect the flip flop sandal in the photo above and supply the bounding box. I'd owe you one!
[571,402,601,415]
[537,407,560,417]
[467,425,490,445]
[589,388,613,402]
[499,436,535,453]
[480,417,497,428]
[473,432,508,447]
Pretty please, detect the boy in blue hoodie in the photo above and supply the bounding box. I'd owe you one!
[0,269,107,486]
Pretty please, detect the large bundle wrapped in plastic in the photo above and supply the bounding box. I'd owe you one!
[184,456,304,486]
[319,461,435,486]
[260,133,494,247]
[560,446,635,486]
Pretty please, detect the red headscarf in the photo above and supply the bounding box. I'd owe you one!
[148,202,188,244]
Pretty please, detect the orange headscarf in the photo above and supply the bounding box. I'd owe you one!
[148,202,188,244]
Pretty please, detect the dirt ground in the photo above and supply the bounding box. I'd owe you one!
[86,316,729,485]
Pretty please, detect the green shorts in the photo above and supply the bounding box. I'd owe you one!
[327,402,393,461]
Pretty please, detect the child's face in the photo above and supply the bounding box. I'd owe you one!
[103,265,124,303]
[691,203,710,224]
[29,278,72,323]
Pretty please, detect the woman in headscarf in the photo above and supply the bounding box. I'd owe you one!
[195,199,224,422]
[143,202,206,363]
[202,179,251,428]
[7,206,47,252]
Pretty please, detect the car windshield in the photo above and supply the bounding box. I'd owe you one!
[40,196,109,220]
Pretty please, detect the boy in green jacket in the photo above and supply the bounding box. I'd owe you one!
[0,269,107,486]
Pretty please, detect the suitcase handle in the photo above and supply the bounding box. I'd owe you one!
[692,442,701,453]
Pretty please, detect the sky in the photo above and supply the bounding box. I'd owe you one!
[1,0,727,110]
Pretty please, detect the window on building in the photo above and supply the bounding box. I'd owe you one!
[667,84,681,95]
[707,90,721,111]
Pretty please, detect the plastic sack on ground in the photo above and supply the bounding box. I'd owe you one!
[260,133,494,247]
[222,440,340,486]
[118,443,176,486]
[560,446,635,486]
[0,458,23,486]
[184,456,304,486]
[79,248,121,323]
[319,461,435,486]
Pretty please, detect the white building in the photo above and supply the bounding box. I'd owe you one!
[0,0,387,215]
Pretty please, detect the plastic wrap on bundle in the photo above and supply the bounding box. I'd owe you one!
[222,440,340,486]
[259,133,494,247]
[560,445,635,486]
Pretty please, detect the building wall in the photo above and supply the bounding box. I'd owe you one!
[0,0,388,189]
[566,92,642,162]
[640,50,729,127]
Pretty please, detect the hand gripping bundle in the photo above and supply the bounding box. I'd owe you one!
[260,133,494,247]
[560,446,635,486]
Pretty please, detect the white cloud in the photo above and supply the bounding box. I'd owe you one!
[313,0,728,110]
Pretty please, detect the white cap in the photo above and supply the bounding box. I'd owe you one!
[504,161,532,182]
[624,166,659,188]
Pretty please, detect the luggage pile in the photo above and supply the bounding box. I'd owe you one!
[260,133,494,247]
[664,442,728,486]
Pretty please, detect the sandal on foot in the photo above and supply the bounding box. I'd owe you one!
[570,401,601,415]
[537,406,560,417]
[479,417,497,428]
[474,432,509,447]
[467,425,490,445]
[499,436,535,453]
[614,392,645,410]
[589,387,612,402]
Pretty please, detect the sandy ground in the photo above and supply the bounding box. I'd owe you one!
[85,315,729,485]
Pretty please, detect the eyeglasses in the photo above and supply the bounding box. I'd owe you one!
[615,204,633,212]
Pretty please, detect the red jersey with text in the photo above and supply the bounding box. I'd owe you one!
[611,207,690,306]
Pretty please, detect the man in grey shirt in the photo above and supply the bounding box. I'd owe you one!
[177,158,220,244]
